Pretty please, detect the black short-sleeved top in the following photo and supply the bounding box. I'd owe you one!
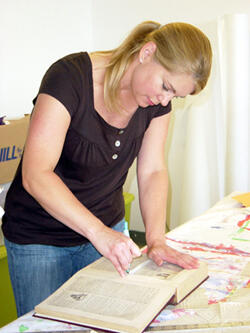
[2,52,171,246]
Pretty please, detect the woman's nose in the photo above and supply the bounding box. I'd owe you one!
[158,91,175,106]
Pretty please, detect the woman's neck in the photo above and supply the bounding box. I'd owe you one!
[89,52,139,122]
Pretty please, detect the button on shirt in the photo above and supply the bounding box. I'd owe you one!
[115,140,120,147]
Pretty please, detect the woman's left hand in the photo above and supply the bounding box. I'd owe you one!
[147,238,199,269]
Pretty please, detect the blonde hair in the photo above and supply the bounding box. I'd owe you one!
[96,21,212,112]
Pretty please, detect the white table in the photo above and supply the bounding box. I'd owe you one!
[1,192,250,333]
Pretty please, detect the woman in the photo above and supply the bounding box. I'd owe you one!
[2,20,212,316]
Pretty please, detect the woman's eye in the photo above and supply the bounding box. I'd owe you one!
[163,83,169,91]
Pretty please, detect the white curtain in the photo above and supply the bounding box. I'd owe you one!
[167,14,250,230]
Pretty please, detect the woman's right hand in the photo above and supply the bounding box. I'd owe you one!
[90,225,141,277]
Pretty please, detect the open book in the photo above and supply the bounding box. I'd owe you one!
[34,254,208,333]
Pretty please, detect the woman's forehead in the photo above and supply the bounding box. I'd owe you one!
[162,68,195,97]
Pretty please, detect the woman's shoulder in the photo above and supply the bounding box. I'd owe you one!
[40,52,92,91]
[34,52,93,117]
[55,52,92,72]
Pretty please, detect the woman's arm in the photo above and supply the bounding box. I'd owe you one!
[22,93,140,276]
[137,112,198,269]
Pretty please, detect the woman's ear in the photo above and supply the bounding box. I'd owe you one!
[139,41,157,64]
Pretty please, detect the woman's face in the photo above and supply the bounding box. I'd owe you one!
[130,44,195,108]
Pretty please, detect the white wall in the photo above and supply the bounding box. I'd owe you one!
[92,0,250,50]
[1,0,250,231]
[0,0,93,119]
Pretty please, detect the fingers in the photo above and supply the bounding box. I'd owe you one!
[148,242,199,270]
[107,235,141,277]
[167,248,200,269]
[130,241,141,258]
[110,255,127,277]
[91,225,142,277]
[176,253,200,269]
[148,246,165,266]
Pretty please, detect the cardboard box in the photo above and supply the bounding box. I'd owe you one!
[0,114,30,184]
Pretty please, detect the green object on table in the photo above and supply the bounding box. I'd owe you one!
[0,245,17,328]
[123,192,135,229]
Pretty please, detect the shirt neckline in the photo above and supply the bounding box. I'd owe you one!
[85,52,140,132]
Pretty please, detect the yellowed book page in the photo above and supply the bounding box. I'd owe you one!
[127,254,208,304]
[88,254,208,304]
[128,256,208,303]
[35,268,175,333]
[85,253,150,274]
